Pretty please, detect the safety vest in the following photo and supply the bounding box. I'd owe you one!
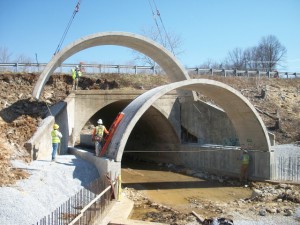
[95,125,104,137]
[71,69,82,80]
[51,130,61,143]
[241,154,250,165]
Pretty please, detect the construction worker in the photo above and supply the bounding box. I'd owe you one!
[71,65,82,90]
[92,119,109,157]
[51,123,62,161]
[239,149,250,184]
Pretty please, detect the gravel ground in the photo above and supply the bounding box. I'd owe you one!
[0,155,99,225]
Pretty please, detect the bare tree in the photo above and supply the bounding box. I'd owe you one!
[198,59,222,69]
[223,35,287,71]
[224,48,245,69]
[16,54,33,72]
[255,35,287,71]
[0,46,12,63]
[132,27,184,67]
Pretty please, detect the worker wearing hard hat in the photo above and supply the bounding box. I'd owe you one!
[51,123,63,162]
[71,65,82,90]
[92,119,109,157]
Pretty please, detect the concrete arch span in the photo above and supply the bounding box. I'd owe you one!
[32,31,191,99]
[107,79,271,162]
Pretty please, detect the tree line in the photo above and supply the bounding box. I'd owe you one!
[133,29,287,72]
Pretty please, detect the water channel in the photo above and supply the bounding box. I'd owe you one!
[121,160,252,220]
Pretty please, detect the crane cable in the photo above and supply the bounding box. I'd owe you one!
[54,0,81,55]
[147,0,164,46]
[148,0,175,55]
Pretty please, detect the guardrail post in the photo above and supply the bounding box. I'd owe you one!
[222,69,226,77]
[134,66,137,75]
[210,68,213,76]
[234,69,237,76]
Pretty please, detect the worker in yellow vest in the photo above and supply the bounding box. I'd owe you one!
[92,119,109,157]
[51,123,62,162]
[71,65,82,90]
[240,149,250,184]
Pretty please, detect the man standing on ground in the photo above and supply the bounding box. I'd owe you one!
[51,123,62,161]
[92,119,109,157]
[240,149,250,184]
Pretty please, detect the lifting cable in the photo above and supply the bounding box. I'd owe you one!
[147,0,175,55]
[53,0,81,55]
[147,0,164,45]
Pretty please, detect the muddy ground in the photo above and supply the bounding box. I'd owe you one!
[0,72,299,224]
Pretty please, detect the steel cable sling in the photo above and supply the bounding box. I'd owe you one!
[54,0,81,55]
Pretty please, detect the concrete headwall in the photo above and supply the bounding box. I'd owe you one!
[129,144,272,180]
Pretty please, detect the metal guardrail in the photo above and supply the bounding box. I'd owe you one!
[33,175,119,225]
[0,62,299,78]
[0,63,156,75]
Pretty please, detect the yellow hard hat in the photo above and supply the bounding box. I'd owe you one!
[53,124,59,129]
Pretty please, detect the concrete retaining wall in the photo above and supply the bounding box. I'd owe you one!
[24,116,55,160]
[271,145,300,182]
[24,95,75,160]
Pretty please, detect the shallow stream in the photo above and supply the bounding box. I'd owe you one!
[121,160,252,219]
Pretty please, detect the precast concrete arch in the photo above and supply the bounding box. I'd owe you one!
[107,79,271,161]
[32,31,191,99]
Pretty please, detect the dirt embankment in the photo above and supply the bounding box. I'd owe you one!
[0,73,299,187]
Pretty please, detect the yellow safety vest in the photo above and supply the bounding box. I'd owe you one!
[95,125,104,137]
[241,154,250,165]
[71,69,82,80]
[51,130,61,143]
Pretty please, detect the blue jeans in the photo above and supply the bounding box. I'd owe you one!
[52,143,59,160]
[95,141,103,156]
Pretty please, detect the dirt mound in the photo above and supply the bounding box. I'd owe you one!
[0,72,299,186]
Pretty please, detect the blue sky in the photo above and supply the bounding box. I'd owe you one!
[0,0,299,72]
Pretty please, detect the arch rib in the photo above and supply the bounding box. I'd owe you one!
[32,31,190,99]
[107,79,271,161]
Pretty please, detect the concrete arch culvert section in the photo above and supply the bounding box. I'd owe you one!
[32,31,191,99]
[107,79,271,161]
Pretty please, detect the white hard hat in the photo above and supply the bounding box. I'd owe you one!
[97,119,103,124]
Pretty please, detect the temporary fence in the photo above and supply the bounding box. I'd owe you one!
[33,174,119,225]
[0,63,299,79]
